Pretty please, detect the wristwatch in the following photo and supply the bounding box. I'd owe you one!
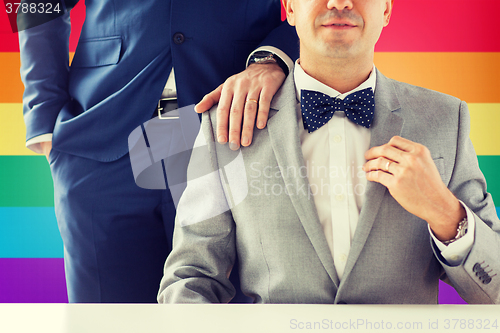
[248,51,289,76]
[442,217,468,245]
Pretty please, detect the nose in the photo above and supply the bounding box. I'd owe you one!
[326,0,353,11]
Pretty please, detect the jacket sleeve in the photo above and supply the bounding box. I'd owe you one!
[18,1,79,143]
[433,101,500,304]
[157,110,238,304]
[249,20,299,69]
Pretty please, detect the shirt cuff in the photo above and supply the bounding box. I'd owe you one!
[26,134,53,154]
[429,201,475,266]
[246,46,294,74]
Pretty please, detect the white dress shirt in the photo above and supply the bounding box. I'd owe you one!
[293,61,474,280]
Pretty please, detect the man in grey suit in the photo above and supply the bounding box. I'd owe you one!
[157,0,500,304]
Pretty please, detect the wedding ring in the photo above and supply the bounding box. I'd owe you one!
[385,161,392,172]
[246,99,258,104]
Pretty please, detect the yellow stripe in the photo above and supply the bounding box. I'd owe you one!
[469,103,500,156]
[374,52,500,103]
[2,102,499,156]
[0,103,37,156]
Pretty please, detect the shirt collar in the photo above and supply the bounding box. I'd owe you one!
[294,60,377,102]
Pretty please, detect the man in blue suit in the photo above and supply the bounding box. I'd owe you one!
[18,0,299,302]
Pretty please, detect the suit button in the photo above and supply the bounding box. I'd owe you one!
[473,263,482,272]
[480,274,490,282]
[482,277,492,285]
[173,32,185,45]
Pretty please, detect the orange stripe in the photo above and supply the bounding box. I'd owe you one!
[374,52,500,103]
[0,52,75,103]
[1,52,499,103]
[0,53,23,103]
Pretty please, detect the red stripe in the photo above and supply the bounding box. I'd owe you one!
[376,0,500,52]
[286,0,500,52]
[1,1,499,52]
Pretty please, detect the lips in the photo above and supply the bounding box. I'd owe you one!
[324,21,356,27]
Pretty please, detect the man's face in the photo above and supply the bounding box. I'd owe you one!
[284,0,393,62]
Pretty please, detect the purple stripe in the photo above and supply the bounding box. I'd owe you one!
[439,280,467,304]
[0,258,68,303]
[0,260,469,304]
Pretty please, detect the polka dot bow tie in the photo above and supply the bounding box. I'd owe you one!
[300,88,375,133]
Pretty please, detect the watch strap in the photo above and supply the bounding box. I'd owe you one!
[442,217,469,245]
[248,51,289,76]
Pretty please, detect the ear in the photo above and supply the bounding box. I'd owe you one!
[383,0,394,27]
[282,0,296,26]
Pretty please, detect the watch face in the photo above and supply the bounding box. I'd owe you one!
[253,51,273,58]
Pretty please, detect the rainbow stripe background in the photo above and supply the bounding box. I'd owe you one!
[1,0,499,303]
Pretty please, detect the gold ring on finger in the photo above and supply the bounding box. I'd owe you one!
[246,99,258,104]
[385,161,392,172]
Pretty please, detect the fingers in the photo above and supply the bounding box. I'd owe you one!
[196,83,232,145]
[195,84,223,113]
[364,135,416,162]
[215,83,233,145]
[386,135,415,152]
[241,95,259,147]
[256,86,273,130]
[208,63,285,149]
[364,156,396,188]
[363,156,397,175]
[227,89,246,150]
[365,169,393,187]
[365,142,402,163]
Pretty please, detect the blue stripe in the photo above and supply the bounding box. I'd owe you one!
[0,206,498,259]
[0,207,63,258]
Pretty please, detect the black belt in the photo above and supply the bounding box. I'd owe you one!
[157,98,179,119]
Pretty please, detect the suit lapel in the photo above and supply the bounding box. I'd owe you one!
[340,70,405,285]
[267,74,340,288]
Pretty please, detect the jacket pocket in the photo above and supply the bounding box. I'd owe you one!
[71,36,122,68]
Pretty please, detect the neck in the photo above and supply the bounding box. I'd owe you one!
[299,53,374,94]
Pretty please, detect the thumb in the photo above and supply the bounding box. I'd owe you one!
[194,84,223,113]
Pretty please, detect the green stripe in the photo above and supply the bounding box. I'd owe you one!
[0,156,53,207]
[0,155,497,208]
[478,156,499,205]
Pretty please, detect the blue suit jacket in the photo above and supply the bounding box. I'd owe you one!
[19,0,299,161]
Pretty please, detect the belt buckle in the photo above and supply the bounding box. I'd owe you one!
[158,97,179,119]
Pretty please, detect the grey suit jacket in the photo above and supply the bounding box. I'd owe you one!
[158,69,500,304]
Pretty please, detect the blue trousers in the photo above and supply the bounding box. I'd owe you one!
[49,149,175,302]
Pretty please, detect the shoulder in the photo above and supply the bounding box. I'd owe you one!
[384,75,462,110]
[376,71,470,148]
